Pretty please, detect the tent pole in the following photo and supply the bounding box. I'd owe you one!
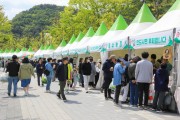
[172,28,177,94]
[128,36,132,60]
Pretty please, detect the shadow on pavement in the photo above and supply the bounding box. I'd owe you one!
[65,100,82,104]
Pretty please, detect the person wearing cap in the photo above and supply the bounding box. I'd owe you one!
[153,63,169,112]
[113,58,126,105]
[6,55,20,97]
[102,55,116,100]
[45,58,54,93]
[135,52,153,110]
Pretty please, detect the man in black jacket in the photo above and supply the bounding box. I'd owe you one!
[102,55,116,100]
[56,57,69,101]
[6,55,20,97]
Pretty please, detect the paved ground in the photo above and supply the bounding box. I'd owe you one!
[0,72,179,120]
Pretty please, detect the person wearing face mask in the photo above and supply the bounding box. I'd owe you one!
[102,55,116,100]
[82,57,92,93]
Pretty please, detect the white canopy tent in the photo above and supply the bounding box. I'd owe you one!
[61,35,76,56]
[54,40,67,57]
[88,15,128,53]
[76,27,95,54]
[106,3,157,51]
[78,22,108,54]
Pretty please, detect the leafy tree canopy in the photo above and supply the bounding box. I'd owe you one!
[11,4,65,38]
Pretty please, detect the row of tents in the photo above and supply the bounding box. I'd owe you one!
[1,1,180,59]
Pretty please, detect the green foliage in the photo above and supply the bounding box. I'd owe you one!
[11,4,65,38]
[48,0,175,44]
[0,6,14,49]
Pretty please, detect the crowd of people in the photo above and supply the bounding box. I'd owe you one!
[2,51,172,112]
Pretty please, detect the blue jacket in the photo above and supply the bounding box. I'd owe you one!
[45,62,54,78]
[154,68,169,92]
[113,63,126,86]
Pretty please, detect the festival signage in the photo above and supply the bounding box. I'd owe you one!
[175,28,180,43]
[130,29,173,49]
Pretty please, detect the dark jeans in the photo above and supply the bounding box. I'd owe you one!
[57,81,66,100]
[80,74,84,87]
[103,78,112,98]
[130,82,138,105]
[52,70,56,82]
[153,91,165,110]
[95,72,99,86]
[37,74,42,86]
[114,85,121,103]
[138,83,150,106]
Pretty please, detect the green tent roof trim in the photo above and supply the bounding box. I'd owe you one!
[28,47,34,52]
[15,48,20,53]
[132,3,157,23]
[21,48,26,51]
[44,45,49,50]
[110,15,128,31]
[85,27,95,37]
[75,32,84,42]
[10,49,15,53]
[40,45,44,50]
[59,40,67,47]
[168,0,180,12]
[48,44,55,50]
[123,45,134,50]
[68,34,76,44]
[165,36,173,47]
[94,22,108,36]
[4,49,9,53]
[175,37,180,43]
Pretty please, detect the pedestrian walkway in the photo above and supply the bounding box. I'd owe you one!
[0,75,179,120]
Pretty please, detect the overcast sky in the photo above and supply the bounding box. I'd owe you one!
[1,0,69,20]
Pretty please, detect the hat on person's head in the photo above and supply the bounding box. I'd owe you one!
[117,58,121,63]
[12,55,17,60]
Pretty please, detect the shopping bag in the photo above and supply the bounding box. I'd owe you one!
[42,76,47,84]
[148,83,155,104]
[109,79,115,91]
[0,73,8,82]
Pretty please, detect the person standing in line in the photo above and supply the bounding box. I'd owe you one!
[162,58,172,76]
[102,55,116,100]
[89,56,96,88]
[152,63,169,112]
[135,52,153,110]
[95,59,101,87]
[82,57,92,93]
[56,57,69,101]
[113,59,126,105]
[6,55,20,97]
[36,59,44,86]
[45,58,54,93]
[121,54,130,104]
[128,57,141,107]
[19,58,35,96]
[52,59,58,82]
[151,54,160,75]
[78,58,84,87]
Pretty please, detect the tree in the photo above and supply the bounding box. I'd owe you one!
[11,4,65,38]
[0,6,14,49]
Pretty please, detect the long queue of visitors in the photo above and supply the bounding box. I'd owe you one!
[2,51,173,113]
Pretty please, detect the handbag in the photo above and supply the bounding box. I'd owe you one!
[44,69,50,76]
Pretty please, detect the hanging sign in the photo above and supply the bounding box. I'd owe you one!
[175,28,180,43]
[130,29,173,49]
[163,48,172,60]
